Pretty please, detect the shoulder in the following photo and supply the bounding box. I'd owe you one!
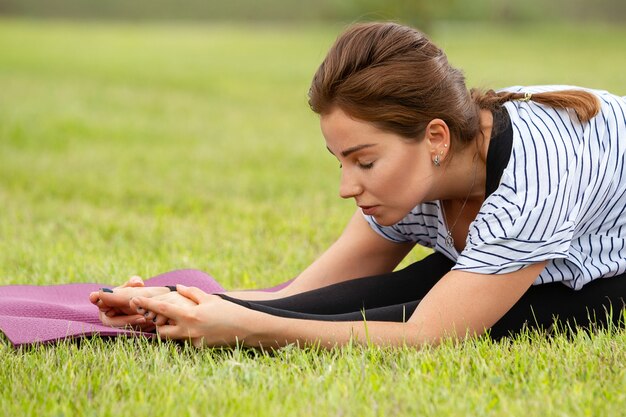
[498,85,626,193]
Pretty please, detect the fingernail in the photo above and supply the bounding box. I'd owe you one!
[144,312,150,318]
[177,284,187,290]
[152,317,158,323]
[101,288,113,293]
[136,307,144,312]
[135,317,146,324]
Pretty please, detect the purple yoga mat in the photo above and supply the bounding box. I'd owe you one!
[0,269,289,347]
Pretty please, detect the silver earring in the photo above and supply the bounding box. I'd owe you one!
[433,155,441,167]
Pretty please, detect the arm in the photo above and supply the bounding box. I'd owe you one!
[132,261,546,348]
[223,210,415,300]
[91,210,412,326]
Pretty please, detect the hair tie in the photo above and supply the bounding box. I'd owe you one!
[518,92,533,102]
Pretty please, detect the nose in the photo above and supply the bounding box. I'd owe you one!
[339,168,363,199]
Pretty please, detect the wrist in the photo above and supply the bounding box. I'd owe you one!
[238,308,288,349]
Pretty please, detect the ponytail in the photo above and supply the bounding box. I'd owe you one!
[471,88,601,123]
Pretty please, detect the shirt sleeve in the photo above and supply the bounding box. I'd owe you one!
[453,171,576,274]
[453,95,609,275]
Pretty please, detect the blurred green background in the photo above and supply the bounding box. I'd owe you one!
[1,0,625,28]
[0,1,624,287]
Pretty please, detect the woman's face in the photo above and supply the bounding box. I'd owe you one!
[321,107,441,226]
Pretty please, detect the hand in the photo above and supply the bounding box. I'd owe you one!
[94,289,199,330]
[89,275,155,316]
[133,290,198,328]
[131,285,252,348]
[89,275,194,329]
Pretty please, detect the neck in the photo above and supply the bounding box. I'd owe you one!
[438,109,493,203]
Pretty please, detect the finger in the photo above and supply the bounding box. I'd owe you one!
[97,290,133,308]
[96,299,112,310]
[138,323,157,332]
[119,276,145,289]
[98,304,113,314]
[89,291,100,304]
[142,309,157,321]
[98,287,168,309]
[152,314,169,327]
[154,323,188,340]
[128,297,144,314]
[132,296,188,321]
[130,275,144,285]
[129,297,144,313]
[127,320,156,333]
[89,291,114,311]
[101,314,147,328]
[176,285,209,304]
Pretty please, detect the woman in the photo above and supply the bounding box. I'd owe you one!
[90,22,626,348]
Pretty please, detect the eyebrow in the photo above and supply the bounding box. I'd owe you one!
[326,144,377,158]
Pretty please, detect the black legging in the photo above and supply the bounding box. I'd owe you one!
[216,252,626,339]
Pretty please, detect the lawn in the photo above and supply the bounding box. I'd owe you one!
[1,18,625,416]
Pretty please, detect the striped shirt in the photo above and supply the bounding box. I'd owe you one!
[365,86,626,289]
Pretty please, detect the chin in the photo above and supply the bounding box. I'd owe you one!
[373,213,402,227]
[372,205,415,226]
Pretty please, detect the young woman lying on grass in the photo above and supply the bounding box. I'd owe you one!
[90,22,626,349]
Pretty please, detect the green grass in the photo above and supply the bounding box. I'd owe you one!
[1,18,626,416]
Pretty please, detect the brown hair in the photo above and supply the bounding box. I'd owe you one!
[470,89,600,123]
[308,22,600,148]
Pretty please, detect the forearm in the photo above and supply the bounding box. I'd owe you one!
[239,308,433,349]
[236,266,546,349]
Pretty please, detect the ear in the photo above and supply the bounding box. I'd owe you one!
[424,119,450,150]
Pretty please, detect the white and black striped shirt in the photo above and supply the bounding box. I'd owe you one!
[365,86,626,289]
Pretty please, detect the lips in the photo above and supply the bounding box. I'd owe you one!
[359,205,378,215]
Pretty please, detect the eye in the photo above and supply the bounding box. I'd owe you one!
[358,162,374,170]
